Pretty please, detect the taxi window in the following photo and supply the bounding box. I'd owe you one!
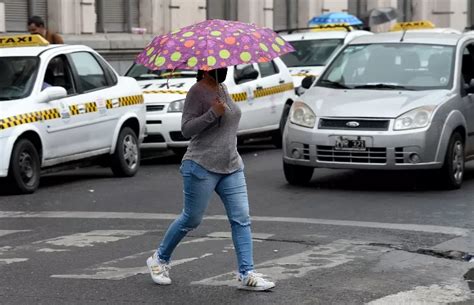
[280,39,343,67]
[125,64,196,80]
[69,52,108,92]
[0,57,39,101]
[258,61,279,78]
[318,43,455,91]
[44,56,76,95]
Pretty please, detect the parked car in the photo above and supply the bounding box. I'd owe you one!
[0,34,146,193]
[126,58,297,153]
[283,30,474,189]
[278,23,372,95]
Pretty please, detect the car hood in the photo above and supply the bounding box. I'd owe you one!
[303,87,451,118]
[137,78,195,104]
[288,66,325,87]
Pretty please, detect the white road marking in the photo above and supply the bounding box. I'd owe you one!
[0,258,28,264]
[0,230,30,237]
[0,211,468,236]
[51,253,213,280]
[35,230,148,248]
[36,248,71,253]
[367,282,472,305]
[192,239,378,287]
[182,232,274,245]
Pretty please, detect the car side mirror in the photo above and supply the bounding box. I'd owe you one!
[235,66,259,84]
[37,86,67,103]
[301,75,316,89]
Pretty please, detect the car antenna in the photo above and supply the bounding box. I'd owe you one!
[400,30,407,42]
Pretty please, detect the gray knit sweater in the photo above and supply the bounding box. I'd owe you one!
[181,81,243,174]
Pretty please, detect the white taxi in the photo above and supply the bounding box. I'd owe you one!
[0,35,146,194]
[278,24,372,94]
[126,58,296,153]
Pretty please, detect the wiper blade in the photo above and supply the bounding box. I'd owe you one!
[318,79,351,89]
[353,83,412,90]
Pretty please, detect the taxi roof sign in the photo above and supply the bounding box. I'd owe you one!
[310,23,353,32]
[0,34,49,48]
[390,20,435,32]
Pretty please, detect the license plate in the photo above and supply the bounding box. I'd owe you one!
[335,136,366,151]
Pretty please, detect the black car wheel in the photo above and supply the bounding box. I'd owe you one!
[440,132,464,189]
[9,139,41,194]
[111,127,140,177]
[283,161,313,185]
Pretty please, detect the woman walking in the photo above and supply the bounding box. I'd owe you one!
[146,67,275,291]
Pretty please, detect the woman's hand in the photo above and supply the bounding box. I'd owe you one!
[212,97,226,116]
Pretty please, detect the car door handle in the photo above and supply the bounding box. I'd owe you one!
[279,79,285,84]
[256,86,263,90]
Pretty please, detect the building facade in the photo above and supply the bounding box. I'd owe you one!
[0,0,472,73]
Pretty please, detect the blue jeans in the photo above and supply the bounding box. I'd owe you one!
[157,160,254,276]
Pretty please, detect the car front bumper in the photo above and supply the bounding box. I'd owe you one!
[283,120,443,170]
[142,110,189,149]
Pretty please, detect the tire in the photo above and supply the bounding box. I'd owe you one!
[8,139,41,194]
[171,147,187,159]
[283,162,314,185]
[440,132,464,189]
[111,127,140,177]
[272,103,291,149]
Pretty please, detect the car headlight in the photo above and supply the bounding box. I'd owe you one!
[289,101,316,128]
[167,99,185,112]
[394,106,436,131]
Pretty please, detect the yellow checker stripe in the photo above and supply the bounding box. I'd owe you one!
[143,90,188,95]
[119,95,145,107]
[0,109,60,130]
[231,92,248,102]
[69,102,98,116]
[254,83,294,98]
[0,94,144,132]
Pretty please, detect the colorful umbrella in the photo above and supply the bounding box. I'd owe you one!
[308,12,363,26]
[135,19,294,71]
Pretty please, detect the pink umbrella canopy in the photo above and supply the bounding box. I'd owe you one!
[135,19,294,71]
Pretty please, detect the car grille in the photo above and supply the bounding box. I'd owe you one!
[319,119,389,131]
[144,134,165,143]
[146,105,165,112]
[302,144,310,160]
[395,147,405,163]
[316,146,387,164]
[170,131,190,142]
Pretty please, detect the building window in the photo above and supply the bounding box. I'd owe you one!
[5,0,48,33]
[96,0,139,33]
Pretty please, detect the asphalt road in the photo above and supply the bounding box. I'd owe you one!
[1,143,474,305]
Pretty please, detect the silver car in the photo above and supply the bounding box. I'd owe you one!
[283,31,474,189]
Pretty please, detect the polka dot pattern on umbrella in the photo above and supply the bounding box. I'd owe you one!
[135,19,295,71]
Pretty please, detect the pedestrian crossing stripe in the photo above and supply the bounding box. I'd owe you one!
[0,94,144,131]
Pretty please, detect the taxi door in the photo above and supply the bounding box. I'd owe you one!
[227,64,260,132]
[66,51,119,152]
[255,60,287,128]
[39,54,97,159]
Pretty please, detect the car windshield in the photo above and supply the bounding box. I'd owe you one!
[280,39,343,67]
[0,57,39,101]
[317,43,455,90]
[125,64,197,80]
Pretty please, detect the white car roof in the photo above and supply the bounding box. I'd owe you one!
[0,44,95,57]
[349,31,462,46]
[282,30,371,42]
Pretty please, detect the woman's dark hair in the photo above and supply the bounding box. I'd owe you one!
[28,15,45,27]
[196,70,205,82]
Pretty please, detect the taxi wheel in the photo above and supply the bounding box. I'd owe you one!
[283,162,313,185]
[272,103,291,148]
[9,139,41,194]
[111,127,140,177]
[440,132,464,189]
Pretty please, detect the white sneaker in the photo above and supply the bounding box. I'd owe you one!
[238,271,275,291]
[146,252,171,285]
